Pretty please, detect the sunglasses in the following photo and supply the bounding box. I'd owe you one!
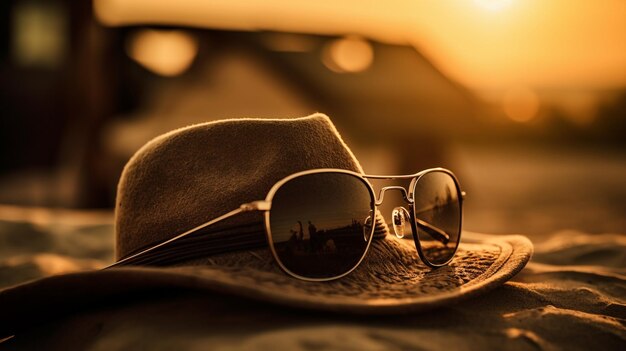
[110,168,465,281]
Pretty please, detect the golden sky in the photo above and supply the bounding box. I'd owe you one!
[96,0,626,91]
[408,0,626,91]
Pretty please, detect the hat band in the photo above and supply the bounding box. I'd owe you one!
[117,218,388,266]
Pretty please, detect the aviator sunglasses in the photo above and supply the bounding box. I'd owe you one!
[110,168,465,281]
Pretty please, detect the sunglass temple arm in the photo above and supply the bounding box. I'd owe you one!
[106,201,269,268]
[240,200,271,211]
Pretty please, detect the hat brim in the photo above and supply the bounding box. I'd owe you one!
[0,232,532,337]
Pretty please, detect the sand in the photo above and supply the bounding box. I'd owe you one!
[0,208,624,350]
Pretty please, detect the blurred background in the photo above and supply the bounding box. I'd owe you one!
[0,0,625,240]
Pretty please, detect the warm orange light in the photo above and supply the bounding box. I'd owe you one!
[322,36,373,73]
[502,87,540,122]
[473,0,514,12]
[126,29,198,77]
[95,0,626,90]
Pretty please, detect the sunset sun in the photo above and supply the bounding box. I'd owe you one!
[473,0,514,12]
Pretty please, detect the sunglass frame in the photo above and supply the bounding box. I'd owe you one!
[109,168,464,281]
[261,168,464,281]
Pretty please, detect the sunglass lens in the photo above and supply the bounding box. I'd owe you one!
[269,172,374,279]
[412,171,462,265]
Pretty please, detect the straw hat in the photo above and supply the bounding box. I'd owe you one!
[0,114,532,337]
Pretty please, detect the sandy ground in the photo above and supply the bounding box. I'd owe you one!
[452,145,626,238]
[0,208,624,350]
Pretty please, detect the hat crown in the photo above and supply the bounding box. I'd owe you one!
[115,114,363,259]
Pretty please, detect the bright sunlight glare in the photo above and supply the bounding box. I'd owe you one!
[473,0,514,12]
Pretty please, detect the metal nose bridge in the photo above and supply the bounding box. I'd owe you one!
[375,186,412,206]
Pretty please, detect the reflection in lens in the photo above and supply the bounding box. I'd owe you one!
[269,172,374,279]
[412,171,461,265]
